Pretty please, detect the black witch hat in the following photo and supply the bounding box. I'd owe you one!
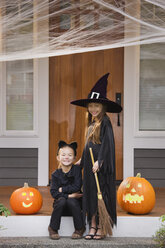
[70,73,122,113]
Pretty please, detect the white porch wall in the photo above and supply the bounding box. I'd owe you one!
[124,46,165,179]
[0,58,49,186]
[37,58,49,185]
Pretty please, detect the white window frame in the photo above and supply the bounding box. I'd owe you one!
[0,59,38,137]
[134,45,165,138]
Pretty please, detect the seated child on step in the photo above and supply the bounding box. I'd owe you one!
[48,140,85,240]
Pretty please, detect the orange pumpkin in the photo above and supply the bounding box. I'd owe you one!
[10,183,43,214]
[117,173,155,214]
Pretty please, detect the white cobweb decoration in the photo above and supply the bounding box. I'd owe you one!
[0,0,165,61]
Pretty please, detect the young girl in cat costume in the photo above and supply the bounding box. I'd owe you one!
[48,141,85,240]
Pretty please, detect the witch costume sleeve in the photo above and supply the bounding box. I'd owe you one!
[80,114,117,225]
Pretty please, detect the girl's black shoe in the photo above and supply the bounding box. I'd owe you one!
[85,227,97,240]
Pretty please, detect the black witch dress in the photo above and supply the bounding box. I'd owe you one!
[80,114,117,226]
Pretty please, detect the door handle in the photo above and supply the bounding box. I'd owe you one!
[116,93,121,127]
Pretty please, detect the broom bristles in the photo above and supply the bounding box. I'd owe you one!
[98,198,113,236]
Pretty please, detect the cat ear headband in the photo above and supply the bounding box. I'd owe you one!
[58,140,77,156]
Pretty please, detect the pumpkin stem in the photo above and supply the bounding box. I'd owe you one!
[136,173,141,178]
[24,182,29,188]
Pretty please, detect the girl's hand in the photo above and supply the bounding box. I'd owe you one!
[75,158,81,166]
[68,192,83,198]
[92,160,99,173]
[58,187,62,192]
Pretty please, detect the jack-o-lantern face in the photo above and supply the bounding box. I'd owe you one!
[10,183,43,214]
[117,173,155,214]
[21,191,34,208]
[123,183,144,204]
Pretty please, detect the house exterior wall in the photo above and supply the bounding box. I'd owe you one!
[0,148,38,186]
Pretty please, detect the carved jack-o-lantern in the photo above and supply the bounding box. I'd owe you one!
[10,183,43,214]
[117,173,155,214]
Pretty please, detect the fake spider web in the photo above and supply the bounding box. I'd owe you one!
[0,0,165,61]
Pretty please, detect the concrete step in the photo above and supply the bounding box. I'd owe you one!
[0,237,157,248]
[0,216,161,237]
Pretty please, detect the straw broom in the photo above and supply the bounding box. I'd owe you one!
[89,148,113,236]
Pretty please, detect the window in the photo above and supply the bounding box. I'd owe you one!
[139,2,165,131]
[0,59,38,136]
[6,60,34,131]
[139,44,165,131]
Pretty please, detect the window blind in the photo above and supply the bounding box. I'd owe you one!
[6,60,33,131]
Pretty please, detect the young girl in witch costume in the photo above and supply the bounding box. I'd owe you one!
[71,73,122,240]
[48,141,85,240]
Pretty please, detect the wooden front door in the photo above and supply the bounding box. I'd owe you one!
[49,48,123,181]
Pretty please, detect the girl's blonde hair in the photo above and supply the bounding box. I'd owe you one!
[85,104,106,144]
[57,148,62,169]
[58,161,62,169]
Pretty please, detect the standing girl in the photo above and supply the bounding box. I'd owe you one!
[48,141,85,240]
[71,73,122,240]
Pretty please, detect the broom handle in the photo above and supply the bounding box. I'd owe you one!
[89,148,101,194]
